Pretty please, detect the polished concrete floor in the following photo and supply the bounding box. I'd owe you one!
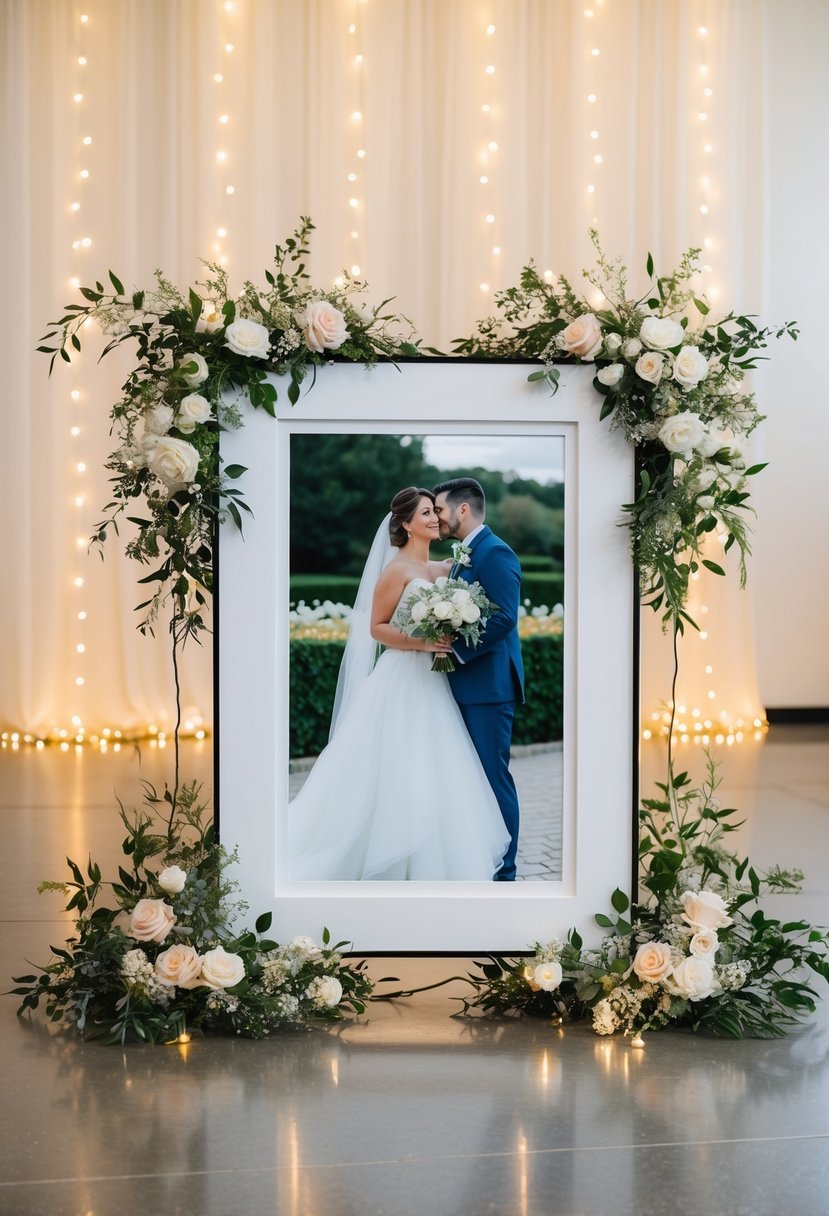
[1,729,828,1215]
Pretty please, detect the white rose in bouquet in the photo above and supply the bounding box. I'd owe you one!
[560,313,603,361]
[681,888,733,931]
[179,352,209,387]
[635,351,665,385]
[434,576,449,589]
[658,412,707,454]
[533,961,563,992]
[158,865,188,895]
[298,300,349,353]
[175,393,212,434]
[144,404,175,435]
[604,332,623,355]
[410,600,429,624]
[597,363,625,387]
[195,299,224,333]
[148,436,200,488]
[451,588,472,605]
[311,975,343,1008]
[673,345,709,390]
[225,318,271,359]
[137,431,161,462]
[695,427,727,458]
[696,495,716,509]
[689,929,719,959]
[622,337,642,359]
[154,943,203,989]
[640,316,685,350]
[127,898,177,944]
[695,466,719,491]
[200,945,246,989]
[432,601,454,620]
[632,941,674,984]
[291,934,322,957]
[665,956,717,1001]
[460,602,481,624]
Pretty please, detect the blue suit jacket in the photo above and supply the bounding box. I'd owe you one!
[448,526,525,706]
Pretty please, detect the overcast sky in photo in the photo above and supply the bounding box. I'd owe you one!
[421,435,564,484]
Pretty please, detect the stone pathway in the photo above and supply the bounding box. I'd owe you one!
[289,743,563,881]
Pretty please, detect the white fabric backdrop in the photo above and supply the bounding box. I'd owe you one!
[1,0,824,737]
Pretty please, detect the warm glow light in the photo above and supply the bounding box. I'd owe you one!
[80,169,89,179]
[480,175,489,184]
[70,426,81,436]
[488,141,498,151]
[74,496,84,506]
[225,185,235,195]
[351,264,361,275]
[480,282,489,292]
[217,227,227,237]
[78,56,87,65]
[348,197,359,208]
[225,43,234,52]
[73,577,84,587]
[594,154,603,164]
[486,23,496,34]
[83,136,92,145]
[76,644,86,654]
[216,151,227,161]
[587,93,597,102]
[356,148,366,158]
[492,245,501,255]
[75,677,85,687]
[486,213,495,223]
[347,172,357,182]
[213,73,224,82]
[73,93,84,102]
[591,47,600,56]
[76,462,86,473]
[351,110,362,121]
[219,114,229,124]
[590,130,599,139]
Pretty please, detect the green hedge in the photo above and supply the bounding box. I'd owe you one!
[290,634,562,758]
[520,572,564,608]
[291,570,564,610]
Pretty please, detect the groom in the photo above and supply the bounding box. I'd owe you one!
[433,477,524,881]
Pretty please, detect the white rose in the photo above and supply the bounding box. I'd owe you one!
[640,316,685,350]
[158,865,187,895]
[673,345,710,390]
[597,363,625,387]
[434,576,448,589]
[432,601,453,620]
[144,404,174,435]
[148,436,200,488]
[137,431,161,462]
[689,929,719,959]
[635,351,665,385]
[681,889,733,931]
[200,945,246,989]
[451,588,472,605]
[622,337,642,359]
[224,318,271,359]
[180,352,209,386]
[298,300,348,353]
[460,602,481,624]
[665,956,717,1001]
[195,299,224,334]
[560,313,603,361]
[410,600,429,624]
[695,466,718,491]
[533,961,563,992]
[604,332,623,355]
[175,393,212,435]
[695,427,727,458]
[127,898,176,944]
[154,943,203,989]
[696,495,715,509]
[291,935,322,957]
[314,975,343,1007]
[632,941,674,984]
[658,412,707,454]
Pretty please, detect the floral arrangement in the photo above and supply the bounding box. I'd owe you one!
[456,233,797,628]
[11,782,373,1043]
[289,597,561,642]
[38,216,419,639]
[394,575,496,672]
[448,759,829,1039]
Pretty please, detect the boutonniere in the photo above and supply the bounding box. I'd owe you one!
[451,541,472,568]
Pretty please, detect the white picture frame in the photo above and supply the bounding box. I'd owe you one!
[218,362,636,952]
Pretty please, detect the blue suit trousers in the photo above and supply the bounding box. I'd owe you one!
[458,701,519,881]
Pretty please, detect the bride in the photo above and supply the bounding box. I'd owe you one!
[288,486,511,881]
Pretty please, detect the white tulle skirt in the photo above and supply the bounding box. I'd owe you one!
[288,649,510,881]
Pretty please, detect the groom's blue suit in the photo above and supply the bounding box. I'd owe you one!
[448,526,524,880]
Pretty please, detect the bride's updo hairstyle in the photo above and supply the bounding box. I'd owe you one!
[388,486,435,547]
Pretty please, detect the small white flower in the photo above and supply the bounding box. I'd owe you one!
[695,427,727,458]
[604,332,623,355]
[689,929,719,959]
[597,363,625,387]
[664,956,717,1001]
[195,299,224,333]
[179,352,209,387]
[158,865,187,895]
[225,318,271,359]
[681,889,733,931]
[148,436,201,488]
[658,412,707,454]
[696,494,716,509]
[290,934,322,958]
[622,337,642,359]
[175,393,212,434]
[533,961,563,992]
[673,345,710,390]
[640,316,685,350]
[144,404,175,435]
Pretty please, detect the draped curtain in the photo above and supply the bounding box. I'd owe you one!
[0,0,783,737]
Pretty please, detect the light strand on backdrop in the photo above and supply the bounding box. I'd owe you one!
[583,0,604,241]
[211,0,241,272]
[642,5,766,750]
[478,11,500,302]
[344,3,367,283]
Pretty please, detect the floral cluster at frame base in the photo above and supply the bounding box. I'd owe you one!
[11,782,373,1043]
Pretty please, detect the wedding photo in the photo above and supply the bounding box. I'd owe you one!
[2,2,828,1214]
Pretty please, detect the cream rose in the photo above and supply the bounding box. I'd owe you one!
[200,945,246,990]
[224,318,271,359]
[681,889,733,931]
[597,363,625,387]
[560,313,603,361]
[158,865,187,895]
[148,436,200,488]
[460,602,481,624]
[604,332,623,355]
[632,941,674,984]
[432,601,453,620]
[635,351,665,385]
[154,943,203,988]
[298,300,348,353]
[665,956,717,1001]
[175,393,212,435]
[144,404,174,435]
[127,898,176,944]
[658,412,707,454]
[622,337,642,359]
[695,428,727,458]
[640,316,685,350]
[180,352,209,387]
[689,929,719,959]
[314,975,343,1007]
[195,299,224,334]
[533,961,563,992]
[673,345,709,390]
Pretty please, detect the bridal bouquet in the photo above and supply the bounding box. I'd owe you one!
[395,576,497,673]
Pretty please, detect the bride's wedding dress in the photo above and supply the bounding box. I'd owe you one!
[288,578,511,881]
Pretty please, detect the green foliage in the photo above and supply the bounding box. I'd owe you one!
[512,635,564,746]
[10,783,374,1043]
